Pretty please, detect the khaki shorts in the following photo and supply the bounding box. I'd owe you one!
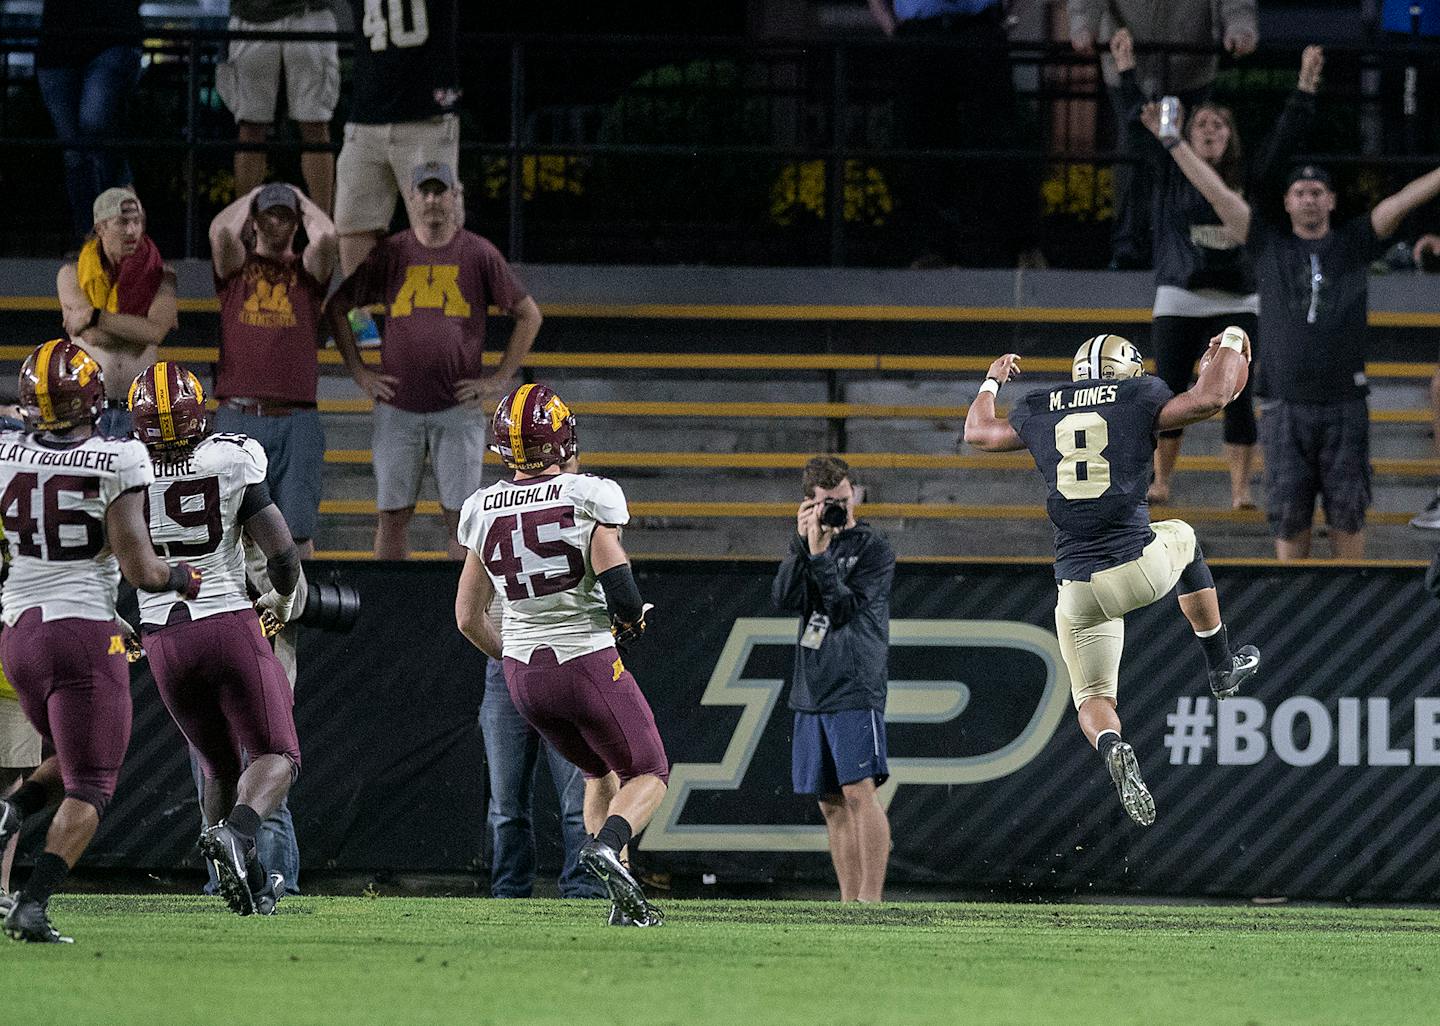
[1054,519,1197,709]
[215,9,340,124]
[373,401,486,512]
[0,696,41,769]
[334,115,460,236]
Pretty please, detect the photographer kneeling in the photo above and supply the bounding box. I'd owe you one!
[771,457,896,902]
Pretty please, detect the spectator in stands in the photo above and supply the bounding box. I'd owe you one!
[1186,140,1440,556]
[56,187,178,436]
[335,0,460,278]
[210,182,337,558]
[217,0,339,214]
[35,0,144,245]
[1410,233,1440,529]
[1125,39,1324,508]
[325,161,541,560]
[772,457,895,902]
[866,0,1042,268]
[1069,0,1257,271]
[479,598,603,901]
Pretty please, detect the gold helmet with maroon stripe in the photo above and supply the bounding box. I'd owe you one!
[128,361,209,452]
[489,383,578,471]
[18,338,105,432]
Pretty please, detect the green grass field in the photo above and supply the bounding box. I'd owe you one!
[6,896,1439,1026]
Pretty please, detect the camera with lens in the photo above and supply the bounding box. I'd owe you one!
[259,571,361,637]
[819,497,849,529]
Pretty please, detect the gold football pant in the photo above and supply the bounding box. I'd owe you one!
[1055,519,1197,709]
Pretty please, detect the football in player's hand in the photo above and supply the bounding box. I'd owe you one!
[1198,344,1248,401]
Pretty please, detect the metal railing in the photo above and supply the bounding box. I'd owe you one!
[0,27,1436,266]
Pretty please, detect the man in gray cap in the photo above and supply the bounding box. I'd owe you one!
[55,187,178,435]
[325,160,541,561]
[1186,147,1440,558]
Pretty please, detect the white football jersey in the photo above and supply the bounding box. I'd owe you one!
[457,472,630,662]
[0,429,154,624]
[138,433,269,626]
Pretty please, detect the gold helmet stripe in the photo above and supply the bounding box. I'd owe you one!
[33,339,62,425]
[508,383,537,465]
[154,361,176,442]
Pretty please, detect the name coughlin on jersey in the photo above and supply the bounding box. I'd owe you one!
[457,473,629,663]
[0,430,153,624]
[138,432,268,626]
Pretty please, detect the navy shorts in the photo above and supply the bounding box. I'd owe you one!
[1259,398,1371,538]
[214,406,325,542]
[791,708,889,798]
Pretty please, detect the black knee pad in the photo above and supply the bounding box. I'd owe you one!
[1178,544,1215,595]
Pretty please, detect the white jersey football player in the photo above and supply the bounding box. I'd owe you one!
[128,361,303,917]
[0,340,201,944]
[455,383,670,927]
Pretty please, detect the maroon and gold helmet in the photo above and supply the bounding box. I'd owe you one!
[128,361,209,451]
[490,383,578,471]
[19,338,105,432]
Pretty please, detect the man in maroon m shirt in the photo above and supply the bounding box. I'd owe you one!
[325,161,542,560]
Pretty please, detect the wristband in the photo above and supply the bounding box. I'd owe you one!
[86,307,102,330]
[978,378,1001,398]
[1218,326,1246,353]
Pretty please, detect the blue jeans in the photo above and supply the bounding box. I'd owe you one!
[480,658,602,899]
[98,406,131,439]
[189,747,301,896]
[36,46,143,242]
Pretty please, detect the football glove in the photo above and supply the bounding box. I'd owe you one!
[118,617,145,664]
[610,603,654,650]
[169,561,203,600]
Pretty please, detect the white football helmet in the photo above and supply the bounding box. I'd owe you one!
[1072,334,1144,382]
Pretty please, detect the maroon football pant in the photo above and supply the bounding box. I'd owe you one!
[504,645,669,784]
[0,609,132,815]
[144,608,301,782]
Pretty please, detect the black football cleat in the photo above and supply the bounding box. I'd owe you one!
[4,898,73,943]
[607,900,664,927]
[252,872,285,917]
[200,823,257,916]
[1209,644,1261,701]
[0,797,22,851]
[0,891,13,919]
[579,839,662,926]
[1105,741,1156,827]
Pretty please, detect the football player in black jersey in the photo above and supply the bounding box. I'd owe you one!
[964,330,1261,826]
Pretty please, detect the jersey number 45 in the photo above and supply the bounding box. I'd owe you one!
[481,507,586,601]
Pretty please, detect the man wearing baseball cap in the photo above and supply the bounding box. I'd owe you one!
[1181,95,1440,558]
[55,186,177,436]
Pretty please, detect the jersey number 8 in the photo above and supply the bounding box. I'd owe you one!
[1054,411,1112,500]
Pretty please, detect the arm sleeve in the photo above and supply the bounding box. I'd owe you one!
[585,478,629,526]
[1248,90,1317,215]
[806,532,896,629]
[237,480,274,523]
[770,533,810,612]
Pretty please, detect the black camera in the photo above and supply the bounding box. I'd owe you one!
[819,498,849,529]
[296,573,362,631]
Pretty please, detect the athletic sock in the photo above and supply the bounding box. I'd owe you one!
[20,852,70,907]
[1195,623,1231,671]
[8,779,49,819]
[226,804,263,848]
[1095,729,1122,761]
[595,815,633,854]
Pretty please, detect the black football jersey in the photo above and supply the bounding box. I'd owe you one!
[1009,375,1175,581]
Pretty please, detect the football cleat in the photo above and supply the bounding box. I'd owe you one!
[0,797,22,850]
[252,872,285,917]
[1209,644,1261,701]
[0,891,13,919]
[199,822,257,916]
[579,839,661,926]
[4,898,73,943]
[607,900,664,928]
[1105,741,1156,827]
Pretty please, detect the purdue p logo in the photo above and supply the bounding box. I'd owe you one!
[643,619,1071,851]
[390,265,472,317]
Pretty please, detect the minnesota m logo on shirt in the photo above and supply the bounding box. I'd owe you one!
[241,277,297,329]
[391,265,473,317]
